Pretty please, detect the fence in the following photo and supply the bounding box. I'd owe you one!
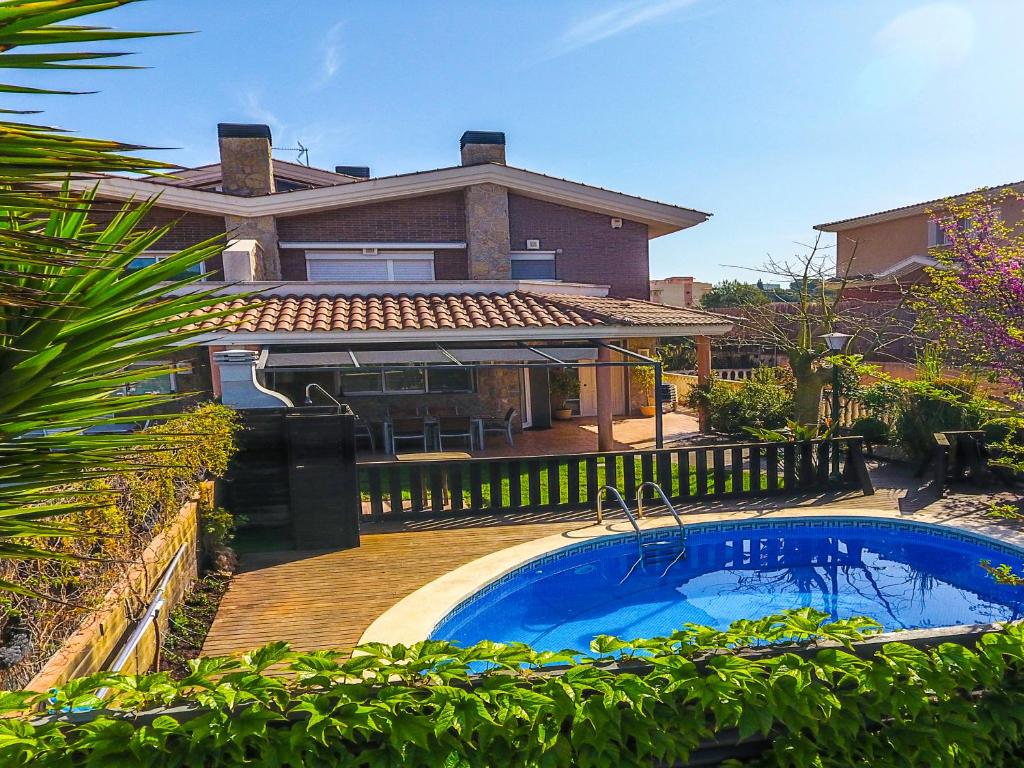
[358,436,873,521]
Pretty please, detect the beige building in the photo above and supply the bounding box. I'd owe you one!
[650,276,712,308]
[816,180,1024,282]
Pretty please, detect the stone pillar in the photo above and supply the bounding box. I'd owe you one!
[464,183,511,279]
[696,335,712,433]
[224,215,280,280]
[218,123,275,197]
[596,345,614,452]
[460,130,506,166]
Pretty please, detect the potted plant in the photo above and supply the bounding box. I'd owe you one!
[549,368,580,420]
[632,364,657,417]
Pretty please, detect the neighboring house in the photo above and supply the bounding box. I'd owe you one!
[82,124,730,449]
[815,180,1024,297]
[650,276,711,308]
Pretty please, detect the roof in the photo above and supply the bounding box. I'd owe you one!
[160,159,359,190]
[75,163,709,238]
[815,180,1024,232]
[180,290,732,339]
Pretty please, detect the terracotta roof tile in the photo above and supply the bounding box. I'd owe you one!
[181,290,730,335]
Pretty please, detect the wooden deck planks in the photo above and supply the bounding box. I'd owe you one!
[201,521,582,657]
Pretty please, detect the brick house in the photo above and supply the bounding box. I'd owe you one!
[82,124,730,450]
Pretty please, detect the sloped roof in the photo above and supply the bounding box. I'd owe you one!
[815,180,1024,232]
[180,291,731,336]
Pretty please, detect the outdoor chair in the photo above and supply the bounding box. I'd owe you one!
[479,407,517,447]
[437,416,475,450]
[353,416,376,452]
[388,417,429,453]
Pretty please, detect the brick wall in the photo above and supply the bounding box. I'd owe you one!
[507,194,649,299]
[92,202,226,276]
[276,192,467,243]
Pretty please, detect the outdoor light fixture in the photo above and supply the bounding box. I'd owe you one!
[820,332,854,482]
[821,332,854,352]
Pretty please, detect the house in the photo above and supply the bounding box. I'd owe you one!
[649,276,711,308]
[81,124,731,450]
[815,179,1024,297]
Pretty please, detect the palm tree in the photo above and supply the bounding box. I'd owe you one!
[0,0,239,575]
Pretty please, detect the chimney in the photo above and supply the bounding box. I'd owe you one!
[460,130,506,166]
[335,165,371,179]
[217,123,275,197]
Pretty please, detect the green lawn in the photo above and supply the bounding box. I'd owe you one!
[360,455,767,509]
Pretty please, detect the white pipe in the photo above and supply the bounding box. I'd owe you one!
[94,543,188,699]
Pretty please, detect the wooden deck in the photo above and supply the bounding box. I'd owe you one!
[202,462,1012,658]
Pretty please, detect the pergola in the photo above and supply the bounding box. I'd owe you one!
[257,337,714,449]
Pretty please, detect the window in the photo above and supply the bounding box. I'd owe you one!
[336,365,474,395]
[510,251,556,280]
[126,252,205,281]
[122,361,176,395]
[306,251,435,281]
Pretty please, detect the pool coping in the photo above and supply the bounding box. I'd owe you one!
[358,505,1024,647]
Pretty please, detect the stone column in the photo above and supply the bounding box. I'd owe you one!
[464,183,511,279]
[596,345,614,452]
[695,335,712,433]
[224,215,280,280]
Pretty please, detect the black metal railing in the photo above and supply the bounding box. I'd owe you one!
[358,436,874,521]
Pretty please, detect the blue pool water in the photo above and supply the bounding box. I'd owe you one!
[432,519,1024,650]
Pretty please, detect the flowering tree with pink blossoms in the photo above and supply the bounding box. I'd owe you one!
[915,191,1024,389]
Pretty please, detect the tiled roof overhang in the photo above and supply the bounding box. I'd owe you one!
[181,291,733,344]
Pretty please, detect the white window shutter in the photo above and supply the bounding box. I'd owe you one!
[392,259,434,280]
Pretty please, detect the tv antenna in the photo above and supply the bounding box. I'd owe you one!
[277,141,310,166]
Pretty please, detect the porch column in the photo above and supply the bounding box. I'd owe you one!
[696,335,712,433]
[596,344,614,452]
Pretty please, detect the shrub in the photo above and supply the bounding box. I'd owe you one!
[687,367,793,434]
[849,415,891,446]
[894,379,990,462]
[0,404,239,690]
[10,610,1024,766]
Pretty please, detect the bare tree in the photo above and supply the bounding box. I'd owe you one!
[725,234,917,425]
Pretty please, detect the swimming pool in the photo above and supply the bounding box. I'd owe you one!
[431,518,1024,650]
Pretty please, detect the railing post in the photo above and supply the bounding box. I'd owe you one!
[846,438,874,496]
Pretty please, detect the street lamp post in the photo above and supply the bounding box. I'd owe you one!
[820,332,854,483]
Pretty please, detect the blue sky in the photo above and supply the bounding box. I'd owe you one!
[17,0,1024,282]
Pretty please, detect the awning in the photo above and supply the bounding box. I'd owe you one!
[264,346,599,368]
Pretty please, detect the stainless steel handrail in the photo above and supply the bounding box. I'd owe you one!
[596,485,643,560]
[304,382,341,410]
[635,482,684,530]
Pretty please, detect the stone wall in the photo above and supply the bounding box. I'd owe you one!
[224,214,280,280]
[464,183,512,279]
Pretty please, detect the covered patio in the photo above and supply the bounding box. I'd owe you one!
[194,283,730,454]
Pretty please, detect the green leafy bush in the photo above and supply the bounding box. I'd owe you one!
[894,379,990,462]
[850,416,891,446]
[688,367,794,434]
[8,609,1024,766]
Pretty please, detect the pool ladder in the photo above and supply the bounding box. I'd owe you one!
[596,484,687,579]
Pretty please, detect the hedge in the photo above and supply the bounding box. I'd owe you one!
[5,609,1024,766]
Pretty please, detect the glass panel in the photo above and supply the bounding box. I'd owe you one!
[427,367,474,393]
[339,369,382,394]
[125,256,158,274]
[384,366,426,393]
[511,258,556,279]
[129,373,174,395]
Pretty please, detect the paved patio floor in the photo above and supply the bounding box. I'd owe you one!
[202,462,1021,658]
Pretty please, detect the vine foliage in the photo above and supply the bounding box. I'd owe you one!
[5,609,1024,766]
